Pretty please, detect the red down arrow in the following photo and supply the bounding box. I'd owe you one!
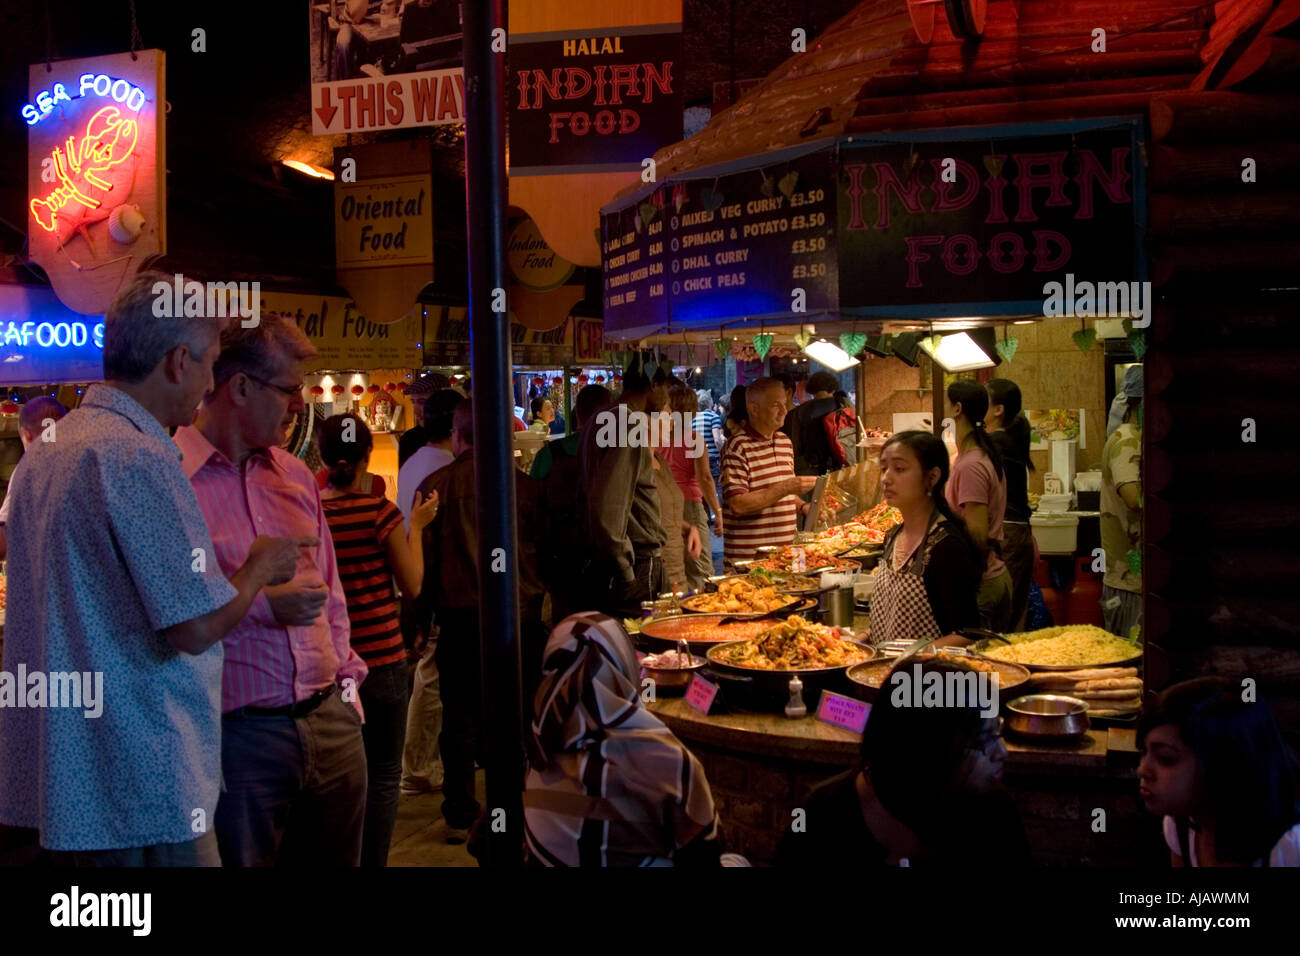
[315,87,338,128]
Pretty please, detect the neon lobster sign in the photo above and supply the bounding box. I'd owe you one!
[29,106,139,236]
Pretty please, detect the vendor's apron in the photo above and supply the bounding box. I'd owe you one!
[869,517,943,646]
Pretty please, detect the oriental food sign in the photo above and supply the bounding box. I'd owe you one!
[509,25,682,174]
[836,124,1140,311]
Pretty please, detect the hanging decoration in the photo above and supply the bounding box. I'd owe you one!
[1071,319,1097,354]
[793,328,813,350]
[777,170,799,199]
[714,337,730,362]
[995,324,1019,362]
[752,333,773,361]
[840,333,867,358]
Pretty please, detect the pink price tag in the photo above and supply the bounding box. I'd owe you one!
[816,691,870,734]
[685,674,719,714]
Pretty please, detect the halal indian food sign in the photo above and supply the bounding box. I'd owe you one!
[25,50,166,315]
[509,26,683,174]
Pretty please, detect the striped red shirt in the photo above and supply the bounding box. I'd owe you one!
[721,425,799,562]
[322,493,406,667]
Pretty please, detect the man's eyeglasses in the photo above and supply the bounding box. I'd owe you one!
[246,374,303,398]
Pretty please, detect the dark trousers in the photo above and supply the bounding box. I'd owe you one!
[1002,522,1036,632]
[359,659,410,867]
[584,551,667,620]
[436,608,484,830]
[216,689,367,867]
[435,604,547,830]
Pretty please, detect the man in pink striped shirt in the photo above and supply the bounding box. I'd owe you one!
[175,315,368,866]
[721,378,818,564]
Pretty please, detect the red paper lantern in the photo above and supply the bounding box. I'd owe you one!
[367,384,380,393]
[578,374,589,385]
[351,385,364,395]
[448,375,460,385]
[309,385,325,396]
[398,384,409,393]
[0,401,18,415]
[595,375,605,383]
[552,377,563,386]
[331,385,345,394]
[532,375,544,386]
[383,382,395,391]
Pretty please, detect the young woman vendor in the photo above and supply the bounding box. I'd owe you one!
[869,430,982,647]
[946,380,1015,633]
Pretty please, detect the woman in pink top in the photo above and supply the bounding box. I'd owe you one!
[945,380,1014,632]
[663,383,724,590]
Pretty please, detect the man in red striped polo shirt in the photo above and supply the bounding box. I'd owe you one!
[721,377,818,565]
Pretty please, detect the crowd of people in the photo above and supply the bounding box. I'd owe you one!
[2,273,1288,869]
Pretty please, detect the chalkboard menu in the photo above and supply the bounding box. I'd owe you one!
[602,185,670,331]
[601,150,838,333]
[836,126,1139,309]
[667,150,838,323]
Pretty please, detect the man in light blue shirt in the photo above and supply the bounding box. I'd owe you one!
[0,271,308,865]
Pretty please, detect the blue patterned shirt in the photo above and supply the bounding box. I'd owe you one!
[0,385,237,851]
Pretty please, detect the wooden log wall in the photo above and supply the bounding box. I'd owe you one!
[1144,0,1300,742]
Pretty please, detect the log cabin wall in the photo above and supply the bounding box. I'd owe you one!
[1143,1,1300,744]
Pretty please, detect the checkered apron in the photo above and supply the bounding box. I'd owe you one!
[869,518,943,646]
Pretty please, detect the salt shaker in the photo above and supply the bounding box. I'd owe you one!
[784,675,807,718]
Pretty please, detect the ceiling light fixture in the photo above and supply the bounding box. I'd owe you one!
[918,331,996,372]
[803,339,860,372]
[282,160,335,180]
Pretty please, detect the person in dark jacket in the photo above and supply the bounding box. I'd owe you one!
[415,397,545,843]
[790,371,841,475]
[578,361,667,619]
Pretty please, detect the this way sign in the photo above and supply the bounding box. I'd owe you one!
[311,69,464,136]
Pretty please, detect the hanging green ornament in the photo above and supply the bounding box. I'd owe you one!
[840,333,867,358]
[995,337,1019,362]
[638,202,658,230]
[1128,329,1147,361]
[700,187,724,212]
[777,171,799,198]
[927,333,944,354]
[753,333,773,360]
[714,338,730,362]
[1072,327,1097,353]
[1126,549,1142,579]
[793,329,813,350]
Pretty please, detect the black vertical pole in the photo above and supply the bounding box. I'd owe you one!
[464,0,522,866]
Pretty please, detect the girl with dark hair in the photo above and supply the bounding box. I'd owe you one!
[778,657,1027,867]
[946,380,1014,632]
[1139,677,1300,866]
[868,430,981,647]
[986,378,1035,630]
[317,413,440,866]
[722,383,749,447]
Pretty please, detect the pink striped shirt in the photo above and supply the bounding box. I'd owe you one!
[174,425,367,711]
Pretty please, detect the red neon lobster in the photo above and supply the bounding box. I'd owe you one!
[30,105,139,237]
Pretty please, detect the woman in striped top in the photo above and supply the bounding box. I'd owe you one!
[319,413,439,866]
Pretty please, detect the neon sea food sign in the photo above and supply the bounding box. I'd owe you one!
[0,320,104,350]
[21,72,148,126]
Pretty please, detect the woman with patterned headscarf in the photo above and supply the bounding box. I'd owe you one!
[524,612,723,867]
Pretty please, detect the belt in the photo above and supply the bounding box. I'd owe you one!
[224,684,335,720]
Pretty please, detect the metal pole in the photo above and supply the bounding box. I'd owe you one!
[464,0,522,867]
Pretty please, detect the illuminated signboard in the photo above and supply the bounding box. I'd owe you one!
[27,51,165,315]
[0,284,105,386]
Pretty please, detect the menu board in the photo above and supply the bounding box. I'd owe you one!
[601,185,670,331]
[669,150,838,323]
[601,150,838,333]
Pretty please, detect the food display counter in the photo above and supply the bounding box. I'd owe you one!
[635,502,1155,867]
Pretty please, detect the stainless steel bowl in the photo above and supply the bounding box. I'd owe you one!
[640,652,707,690]
[1006,694,1091,739]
